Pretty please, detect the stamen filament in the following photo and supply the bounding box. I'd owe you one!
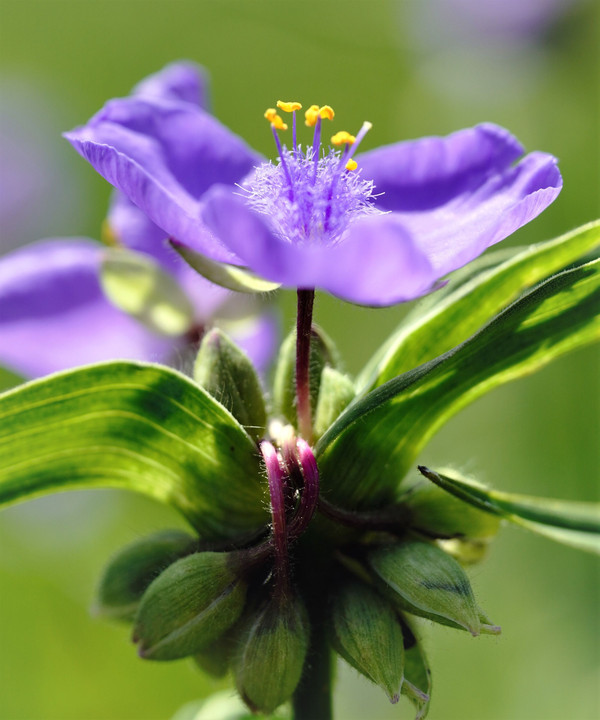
[271,125,294,201]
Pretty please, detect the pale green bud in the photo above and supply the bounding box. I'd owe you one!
[234,594,310,714]
[313,366,355,439]
[367,540,481,635]
[331,578,404,703]
[94,529,196,622]
[134,551,247,660]
[194,328,267,441]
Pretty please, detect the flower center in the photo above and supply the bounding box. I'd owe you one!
[241,102,383,246]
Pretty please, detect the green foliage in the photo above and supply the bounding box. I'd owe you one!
[318,260,600,509]
[134,551,247,660]
[0,362,268,539]
[358,220,600,391]
[420,467,600,555]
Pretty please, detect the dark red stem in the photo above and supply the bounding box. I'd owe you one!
[296,289,315,442]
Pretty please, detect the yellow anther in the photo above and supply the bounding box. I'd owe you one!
[304,104,335,127]
[319,105,335,121]
[304,105,320,127]
[271,115,288,131]
[277,100,302,113]
[264,108,288,130]
[331,131,356,146]
[345,159,358,171]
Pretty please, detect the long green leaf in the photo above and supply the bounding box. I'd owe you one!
[419,467,600,555]
[317,260,600,509]
[0,361,267,540]
[357,221,600,392]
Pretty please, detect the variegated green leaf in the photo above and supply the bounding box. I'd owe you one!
[317,260,600,509]
[358,220,600,392]
[0,361,267,540]
[419,467,600,555]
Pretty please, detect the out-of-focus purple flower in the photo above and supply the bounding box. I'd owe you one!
[65,65,562,307]
[0,63,277,379]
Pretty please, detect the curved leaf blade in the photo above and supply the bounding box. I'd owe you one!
[419,467,600,555]
[317,260,600,509]
[0,361,267,540]
[358,221,600,392]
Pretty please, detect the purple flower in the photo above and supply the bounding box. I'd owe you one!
[65,64,562,306]
[0,63,277,379]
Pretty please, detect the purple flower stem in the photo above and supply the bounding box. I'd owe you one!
[260,440,289,590]
[296,289,315,443]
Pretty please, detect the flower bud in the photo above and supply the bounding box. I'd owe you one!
[234,594,310,714]
[367,540,481,635]
[331,578,404,703]
[94,529,196,622]
[193,328,267,441]
[399,616,431,720]
[194,626,238,679]
[273,325,339,427]
[313,366,355,439]
[133,551,247,660]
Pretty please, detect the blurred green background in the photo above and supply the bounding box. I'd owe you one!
[0,1,598,718]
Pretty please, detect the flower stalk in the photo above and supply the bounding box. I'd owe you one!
[296,289,315,442]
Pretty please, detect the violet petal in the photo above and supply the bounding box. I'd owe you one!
[0,239,173,378]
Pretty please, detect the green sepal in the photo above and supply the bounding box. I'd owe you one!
[133,551,247,661]
[272,325,339,427]
[100,247,195,335]
[193,328,267,441]
[367,540,482,635]
[193,626,238,679]
[331,577,404,703]
[399,617,432,720]
[234,594,310,715]
[420,466,600,555]
[169,239,281,294]
[94,529,196,622]
[405,483,501,541]
[313,367,355,440]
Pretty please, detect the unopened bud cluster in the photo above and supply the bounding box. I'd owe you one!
[94,327,500,717]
